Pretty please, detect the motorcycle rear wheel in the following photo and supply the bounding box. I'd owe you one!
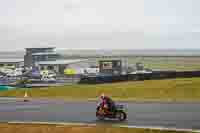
[116,112,127,121]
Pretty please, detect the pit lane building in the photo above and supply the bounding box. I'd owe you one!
[24,47,87,74]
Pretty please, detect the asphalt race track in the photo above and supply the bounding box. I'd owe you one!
[0,98,200,129]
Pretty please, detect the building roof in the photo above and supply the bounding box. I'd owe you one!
[37,59,88,65]
[0,58,24,63]
[32,52,59,56]
[25,47,55,50]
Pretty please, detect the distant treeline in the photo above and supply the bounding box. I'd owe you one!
[1,49,200,59]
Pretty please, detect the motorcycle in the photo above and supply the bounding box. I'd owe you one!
[96,102,127,121]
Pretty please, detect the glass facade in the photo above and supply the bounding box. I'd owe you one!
[26,48,55,54]
[33,54,59,62]
[24,48,60,67]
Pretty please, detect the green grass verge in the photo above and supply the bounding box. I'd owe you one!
[0,77,200,101]
[0,123,193,133]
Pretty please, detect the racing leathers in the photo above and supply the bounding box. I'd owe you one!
[100,96,116,113]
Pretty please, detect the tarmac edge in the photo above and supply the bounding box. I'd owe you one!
[6,121,200,133]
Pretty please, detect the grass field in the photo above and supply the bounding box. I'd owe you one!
[126,57,200,71]
[0,77,200,101]
[0,123,192,133]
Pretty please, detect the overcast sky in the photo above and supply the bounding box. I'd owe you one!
[0,0,200,51]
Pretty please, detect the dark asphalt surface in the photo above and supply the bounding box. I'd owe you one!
[0,98,200,129]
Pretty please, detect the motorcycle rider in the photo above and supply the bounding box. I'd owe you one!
[99,93,116,114]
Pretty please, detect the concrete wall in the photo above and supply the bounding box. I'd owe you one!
[24,54,33,68]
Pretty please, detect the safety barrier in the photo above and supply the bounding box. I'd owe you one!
[79,71,200,84]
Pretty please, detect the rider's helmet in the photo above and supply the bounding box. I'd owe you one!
[100,93,105,99]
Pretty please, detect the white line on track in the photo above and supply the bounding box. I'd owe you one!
[7,121,200,133]
[117,125,200,132]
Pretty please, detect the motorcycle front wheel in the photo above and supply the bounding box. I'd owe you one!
[96,111,105,120]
